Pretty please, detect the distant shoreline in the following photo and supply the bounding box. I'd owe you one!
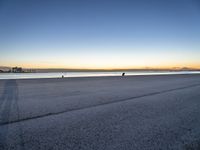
[1,66,200,73]
[1,70,200,80]
[1,69,200,73]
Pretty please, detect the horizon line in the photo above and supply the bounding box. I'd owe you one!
[1,66,200,71]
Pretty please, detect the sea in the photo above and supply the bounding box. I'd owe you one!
[0,71,200,79]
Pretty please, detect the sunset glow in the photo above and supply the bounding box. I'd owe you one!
[0,0,200,70]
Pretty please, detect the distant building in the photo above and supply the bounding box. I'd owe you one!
[12,67,23,73]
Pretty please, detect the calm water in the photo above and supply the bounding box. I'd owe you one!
[0,71,200,79]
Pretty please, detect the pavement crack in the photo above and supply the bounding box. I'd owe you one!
[0,83,200,126]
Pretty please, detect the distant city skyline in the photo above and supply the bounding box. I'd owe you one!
[0,0,200,69]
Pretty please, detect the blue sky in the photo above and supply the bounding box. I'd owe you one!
[0,0,200,69]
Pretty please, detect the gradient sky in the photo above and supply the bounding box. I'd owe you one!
[0,0,200,69]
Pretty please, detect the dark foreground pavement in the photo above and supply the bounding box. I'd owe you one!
[0,74,200,150]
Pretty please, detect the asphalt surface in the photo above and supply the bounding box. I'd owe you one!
[0,74,200,150]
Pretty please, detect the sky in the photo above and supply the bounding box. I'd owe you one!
[0,0,200,69]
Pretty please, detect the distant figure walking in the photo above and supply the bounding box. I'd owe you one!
[62,75,64,78]
[122,72,125,76]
